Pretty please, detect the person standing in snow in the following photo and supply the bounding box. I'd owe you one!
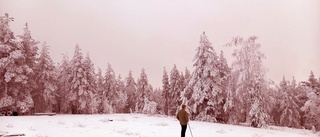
[177,105,189,137]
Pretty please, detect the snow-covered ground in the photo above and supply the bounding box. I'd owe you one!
[0,114,318,137]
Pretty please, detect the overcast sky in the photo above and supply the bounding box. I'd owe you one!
[1,0,320,88]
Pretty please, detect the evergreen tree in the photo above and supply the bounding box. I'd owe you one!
[169,64,181,115]
[162,67,170,115]
[0,13,17,109]
[215,51,231,123]
[268,82,282,126]
[136,68,151,113]
[178,72,186,106]
[278,77,301,128]
[178,68,190,110]
[218,51,231,93]
[0,15,38,114]
[301,71,320,131]
[124,70,137,113]
[102,63,117,113]
[96,68,104,113]
[68,45,91,114]
[16,23,39,72]
[83,52,98,114]
[83,52,96,93]
[56,54,71,113]
[294,82,308,128]
[115,75,127,113]
[182,32,224,122]
[33,42,57,113]
[17,23,39,114]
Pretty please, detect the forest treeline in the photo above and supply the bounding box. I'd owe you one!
[1,14,319,131]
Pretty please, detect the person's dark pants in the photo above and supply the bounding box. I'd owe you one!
[181,125,187,137]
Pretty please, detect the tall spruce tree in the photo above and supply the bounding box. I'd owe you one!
[178,72,186,107]
[162,67,170,115]
[115,75,127,113]
[278,77,300,128]
[182,32,224,122]
[83,52,98,114]
[216,51,231,122]
[136,68,151,113]
[56,54,71,113]
[68,45,92,114]
[124,70,137,113]
[95,68,104,113]
[301,71,320,131]
[34,42,57,113]
[17,23,39,114]
[268,82,282,126]
[0,13,17,110]
[102,63,117,113]
[16,23,39,73]
[169,64,181,115]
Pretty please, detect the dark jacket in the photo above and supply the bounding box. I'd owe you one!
[177,109,189,125]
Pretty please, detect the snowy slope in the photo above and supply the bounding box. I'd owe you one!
[0,114,318,137]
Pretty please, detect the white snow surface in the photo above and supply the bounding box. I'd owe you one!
[0,114,318,137]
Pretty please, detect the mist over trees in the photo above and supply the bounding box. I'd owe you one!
[1,14,320,131]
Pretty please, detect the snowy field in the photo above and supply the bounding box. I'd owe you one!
[0,114,318,137]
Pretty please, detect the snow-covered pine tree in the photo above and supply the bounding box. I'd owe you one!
[178,72,186,107]
[301,71,320,131]
[17,23,40,114]
[181,32,224,122]
[289,77,303,127]
[225,36,270,128]
[33,42,57,113]
[56,54,72,113]
[96,68,104,113]
[68,45,91,114]
[162,67,170,115]
[0,13,17,110]
[124,70,137,113]
[0,16,38,114]
[268,82,282,126]
[216,51,231,123]
[169,64,181,115]
[178,68,191,110]
[218,51,230,92]
[83,52,97,93]
[136,68,152,113]
[102,63,117,114]
[16,23,39,78]
[115,75,127,113]
[294,82,308,128]
[83,52,99,114]
[278,77,300,128]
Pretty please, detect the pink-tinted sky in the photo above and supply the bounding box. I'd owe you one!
[1,0,320,88]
